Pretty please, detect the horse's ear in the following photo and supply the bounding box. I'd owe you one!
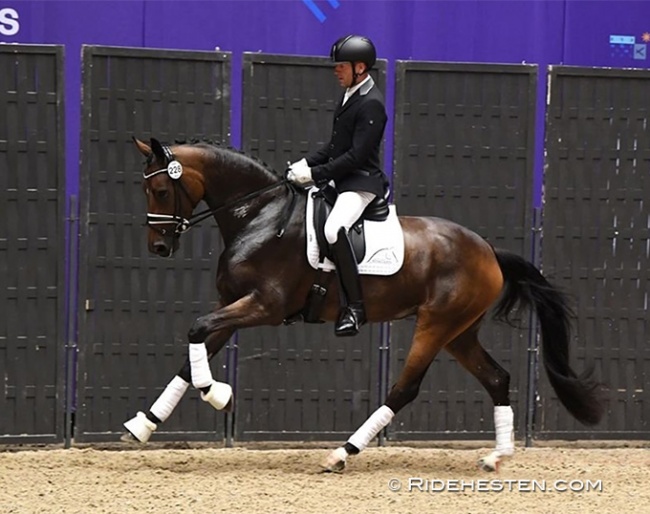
[150,137,166,162]
[133,137,152,158]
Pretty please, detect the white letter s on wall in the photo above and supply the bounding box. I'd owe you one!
[0,8,20,36]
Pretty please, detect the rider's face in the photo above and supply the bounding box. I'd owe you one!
[334,62,354,88]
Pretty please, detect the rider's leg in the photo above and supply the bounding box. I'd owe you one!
[324,191,375,337]
[323,191,376,246]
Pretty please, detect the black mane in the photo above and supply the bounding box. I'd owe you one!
[170,138,282,179]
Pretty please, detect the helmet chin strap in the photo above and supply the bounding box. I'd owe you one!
[350,63,367,87]
[351,62,359,86]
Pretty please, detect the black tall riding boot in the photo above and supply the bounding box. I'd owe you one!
[332,227,367,337]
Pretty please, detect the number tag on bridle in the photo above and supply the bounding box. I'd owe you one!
[167,160,183,180]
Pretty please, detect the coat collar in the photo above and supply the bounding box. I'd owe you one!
[336,76,375,116]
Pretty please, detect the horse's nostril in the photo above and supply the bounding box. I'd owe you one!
[152,241,169,255]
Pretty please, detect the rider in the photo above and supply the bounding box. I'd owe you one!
[287,35,389,337]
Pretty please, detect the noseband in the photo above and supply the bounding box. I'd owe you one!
[143,155,193,237]
[143,145,298,239]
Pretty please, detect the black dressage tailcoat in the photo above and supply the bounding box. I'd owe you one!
[306,77,388,198]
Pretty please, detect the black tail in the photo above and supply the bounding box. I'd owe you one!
[492,248,605,426]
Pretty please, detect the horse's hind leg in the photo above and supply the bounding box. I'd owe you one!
[322,310,463,472]
[445,325,514,472]
[122,326,235,443]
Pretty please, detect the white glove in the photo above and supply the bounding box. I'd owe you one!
[287,158,313,186]
[290,158,307,168]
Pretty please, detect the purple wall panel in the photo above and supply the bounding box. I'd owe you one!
[2,0,650,197]
[564,0,650,67]
[403,1,564,63]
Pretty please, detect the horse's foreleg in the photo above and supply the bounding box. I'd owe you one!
[323,311,454,472]
[445,328,513,472]
[187,292,273,412]
[121,323,235,443]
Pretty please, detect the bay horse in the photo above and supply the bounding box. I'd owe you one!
[123,137,604,472]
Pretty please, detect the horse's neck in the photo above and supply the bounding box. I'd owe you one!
[202,149,285,246]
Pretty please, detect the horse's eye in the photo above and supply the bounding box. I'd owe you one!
[155,189,169,201]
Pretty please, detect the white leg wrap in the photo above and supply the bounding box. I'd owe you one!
[494,405,515,456]
[149,375,190,422]
[189,342,213,389]
[123,411,157,443]
[347,405,394,452]
[200,380,233,410]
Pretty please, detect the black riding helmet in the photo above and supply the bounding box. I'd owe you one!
[330,35,376,72]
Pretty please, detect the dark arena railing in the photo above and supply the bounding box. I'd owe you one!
[1,45,648,444]
[0,45,66,444]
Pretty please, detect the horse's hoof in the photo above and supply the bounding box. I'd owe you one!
[321,447,348,473]
[122,411,156,443]
[477,457,498,472]
[321,458,346,473]
[478,452,506,472]
[120,431,137,443]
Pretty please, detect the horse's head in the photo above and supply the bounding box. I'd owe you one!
[134,137,205,257]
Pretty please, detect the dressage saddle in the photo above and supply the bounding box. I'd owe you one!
[312,185,389,262]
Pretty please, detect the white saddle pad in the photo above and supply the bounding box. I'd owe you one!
[305,188,405,276]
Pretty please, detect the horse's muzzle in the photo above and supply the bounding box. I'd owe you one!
[150,237,179,257]
[151,240,171,256]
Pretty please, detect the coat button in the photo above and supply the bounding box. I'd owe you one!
[328,157,334,162]
[329,144,334,150]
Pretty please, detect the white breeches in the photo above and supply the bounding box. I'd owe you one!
[324,191,376,245]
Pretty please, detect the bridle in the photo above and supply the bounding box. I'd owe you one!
[143,145,299,240]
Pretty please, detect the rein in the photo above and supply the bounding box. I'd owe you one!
[179,178,297,236]
[143,150,299,239]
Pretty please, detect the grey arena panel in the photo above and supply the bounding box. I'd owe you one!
[0,45,66,443]
[389,62,537,440]
[236,54,387,440]
[540,65,650,438]
[76,46,231,442]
